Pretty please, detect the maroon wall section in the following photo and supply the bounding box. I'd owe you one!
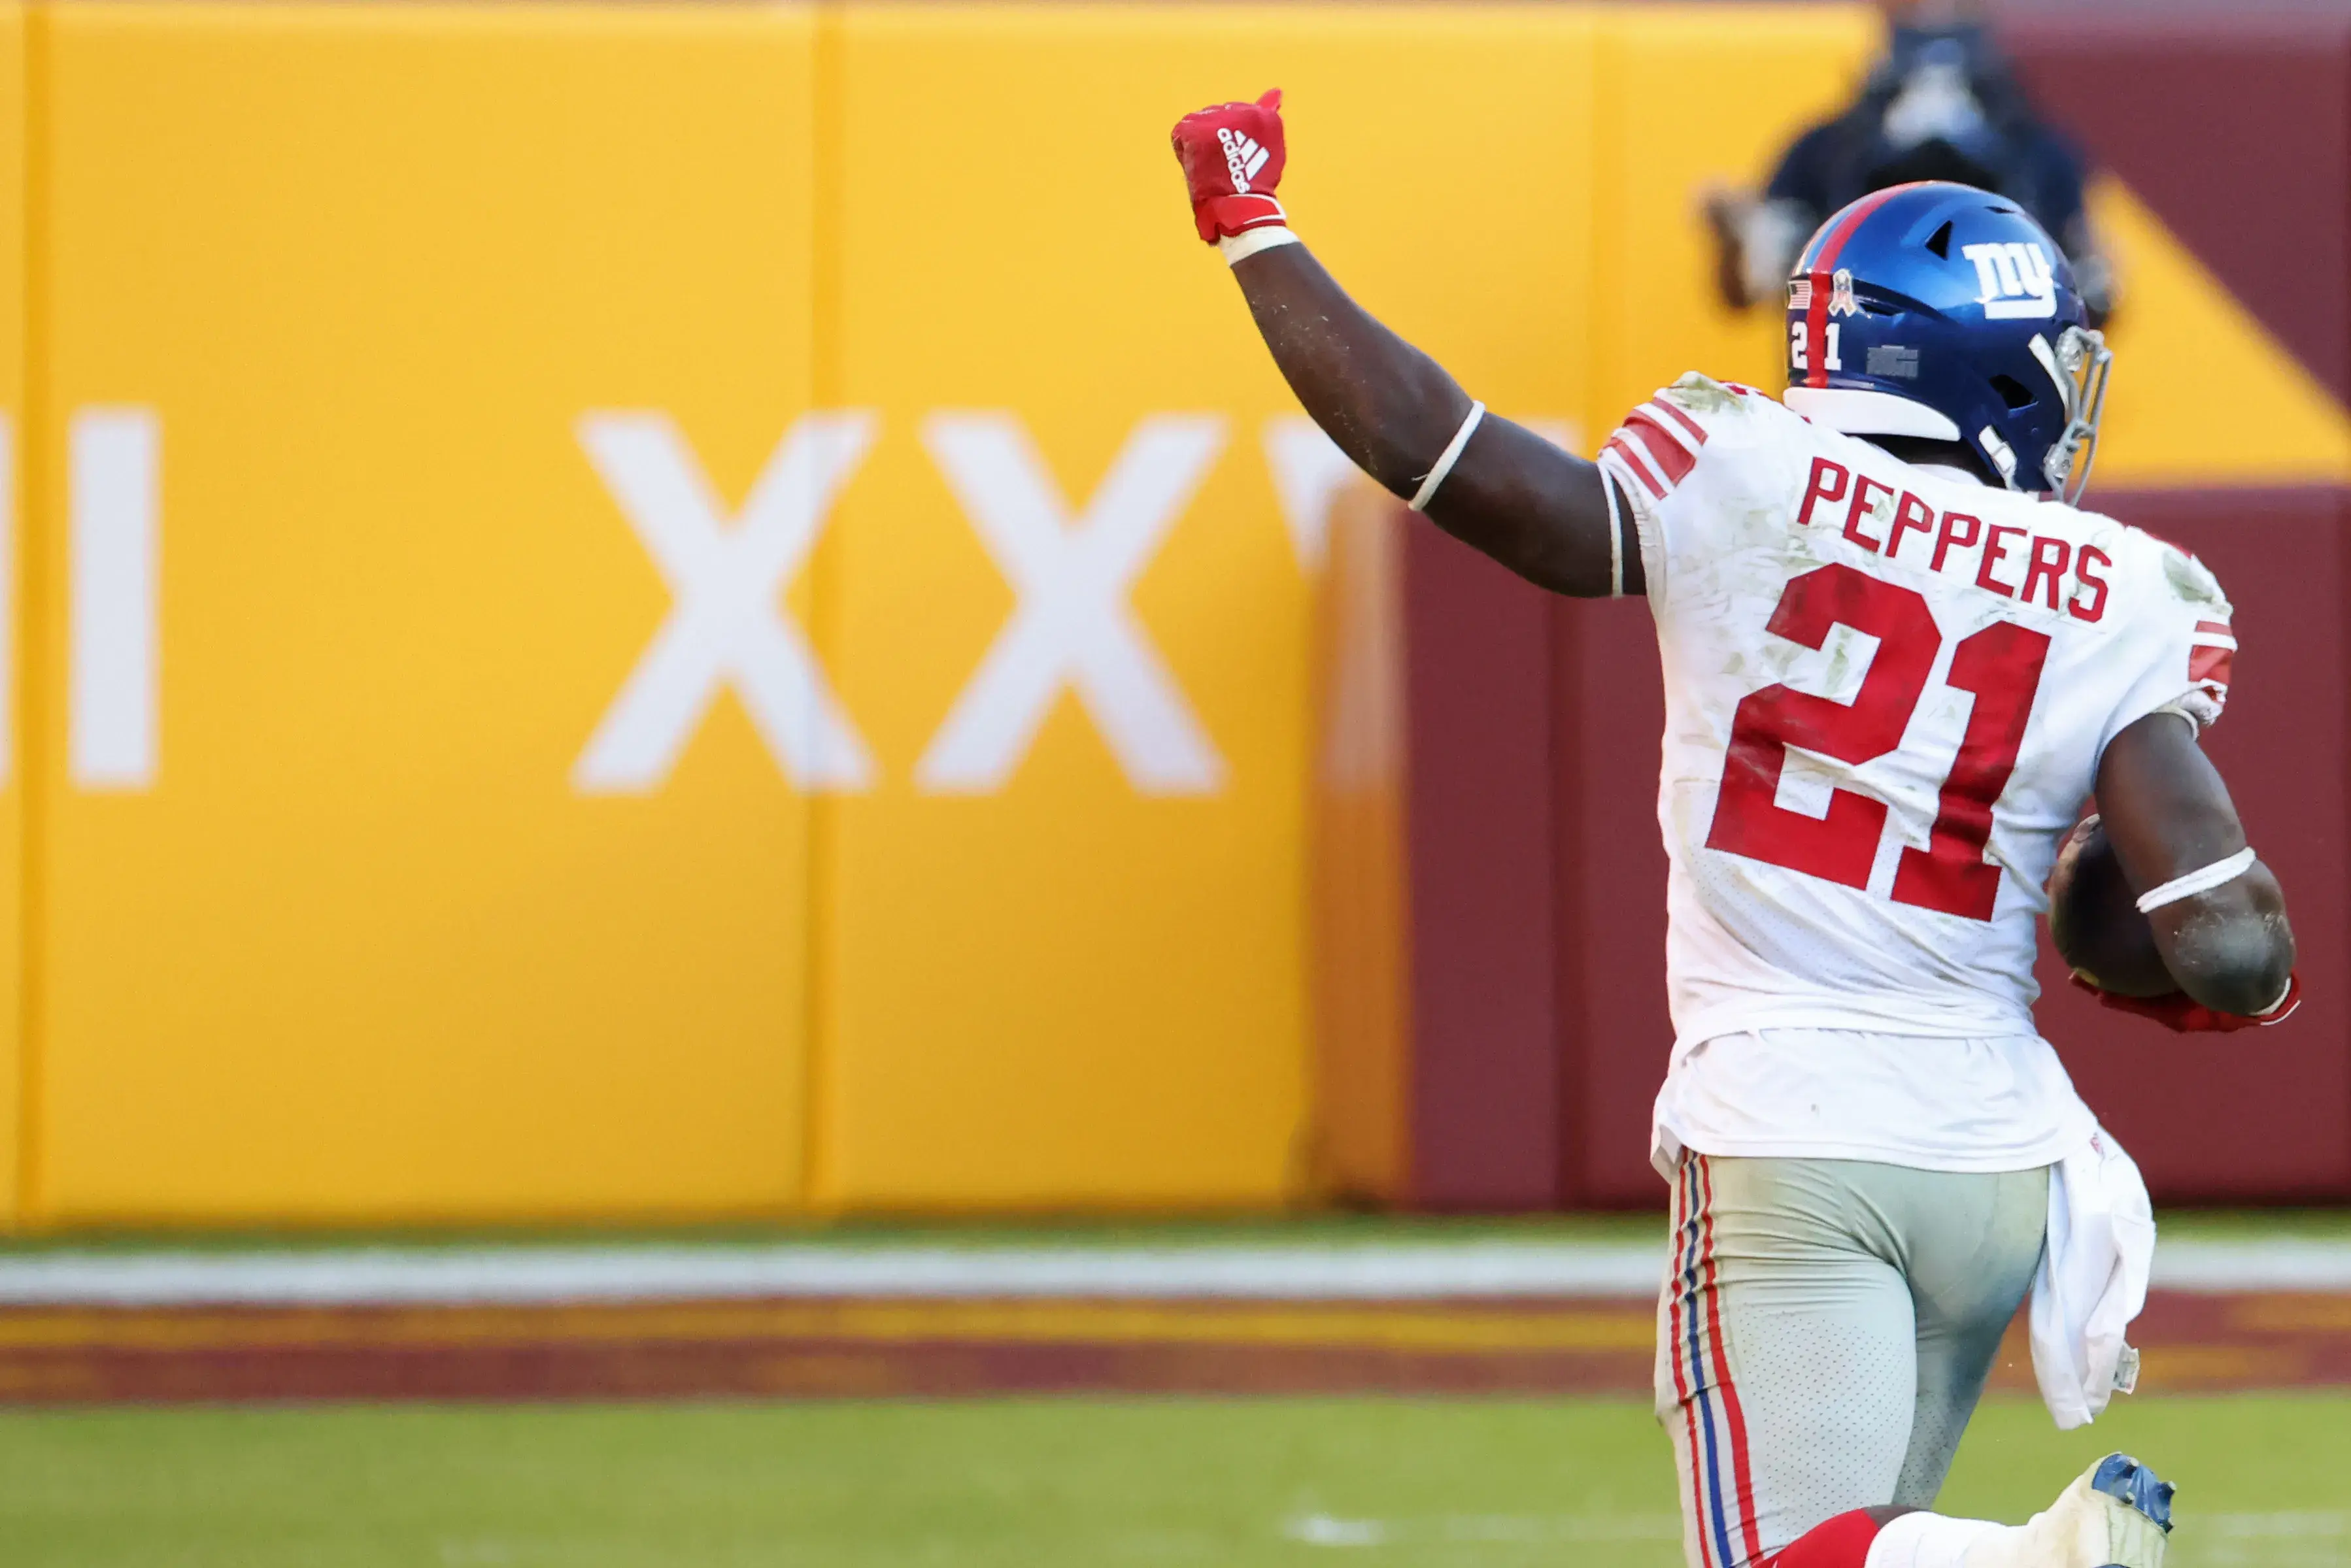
[1553,600,1676,1207]
[1400,525,1561,1209]
[2035,489,2351,1201]
[2001,8,2351,403]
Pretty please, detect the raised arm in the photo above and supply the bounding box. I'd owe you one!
[2093,710,2297,1019]
[1171,90,1636,599]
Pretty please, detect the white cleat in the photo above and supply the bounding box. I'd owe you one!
[1995,1454,2174,1568]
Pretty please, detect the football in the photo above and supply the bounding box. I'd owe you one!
[2046,815,2179,997]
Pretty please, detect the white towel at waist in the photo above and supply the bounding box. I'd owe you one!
[2029,1125,2156,1430]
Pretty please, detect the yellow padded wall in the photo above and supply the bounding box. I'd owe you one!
[13,0,2332,1227]
[0,0,22,1227]
[1587,3,1878,431]
[813,3,1595,1209]
[31,2,820,1224]
[2087,178,2351,486]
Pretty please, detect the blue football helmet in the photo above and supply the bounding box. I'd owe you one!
[1782,181,2110,503]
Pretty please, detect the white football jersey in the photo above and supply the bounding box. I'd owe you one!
[1597,375,2235,1050]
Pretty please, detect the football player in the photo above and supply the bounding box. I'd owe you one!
[1170,92,2298,1568]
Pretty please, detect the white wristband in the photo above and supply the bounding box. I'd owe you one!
[1408,401,1486,512]
[2256,973,2297,1017]
[2135,846,2258,913]
[1219,227,1300,266]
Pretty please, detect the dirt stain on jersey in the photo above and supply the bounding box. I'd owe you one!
[1821,637,1856,694]
[2162,548,2223,607]
[1665,373,1743,416]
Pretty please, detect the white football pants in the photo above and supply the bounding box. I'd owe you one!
[1655,1153,2050,1568]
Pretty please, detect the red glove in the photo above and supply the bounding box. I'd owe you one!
[2071,970,2303,1033]
[1170,89,1289,243]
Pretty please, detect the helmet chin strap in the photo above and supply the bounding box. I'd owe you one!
[1973,422,2023,490]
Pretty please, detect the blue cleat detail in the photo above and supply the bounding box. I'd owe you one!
[2091,1454,2176,1535]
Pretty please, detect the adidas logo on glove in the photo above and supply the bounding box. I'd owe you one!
[1172,89,1290,244]
[1217,127,1270,192]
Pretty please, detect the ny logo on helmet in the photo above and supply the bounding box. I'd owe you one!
[1960,241,2057,321]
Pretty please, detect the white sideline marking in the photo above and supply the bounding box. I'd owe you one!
[2191,1511,2351,1568]
[2203,1512,2350,1538]
[0,1236,2341,1307]
[2151,1239,2351,1292]
[1277,1512,2341,1562]
[1287,1515,1388,1547]
[0,1243,1662,1307]
[1284,1513,1683,1548]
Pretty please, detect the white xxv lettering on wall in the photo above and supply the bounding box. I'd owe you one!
[577,410,1330,799]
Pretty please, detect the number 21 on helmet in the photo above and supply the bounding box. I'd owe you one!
[1780,180,2111,505]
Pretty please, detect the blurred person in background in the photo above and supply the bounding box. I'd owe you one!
[1704,0,2116,325]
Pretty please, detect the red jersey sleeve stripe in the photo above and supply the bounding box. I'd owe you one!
[1621,411,1697,487]
[1618,434,1678,497]
[1629,406,1699,457]
[1646,398,1709,446]
[2195,620,2235,639]
[1595,448,1649,505]
[1604,437,1668,499]
[2190,646,2235,686]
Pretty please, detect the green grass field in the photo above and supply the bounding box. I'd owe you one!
[1,1393,2343,1567]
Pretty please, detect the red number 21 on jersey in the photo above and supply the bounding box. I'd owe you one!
[1706,563,2052,922]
